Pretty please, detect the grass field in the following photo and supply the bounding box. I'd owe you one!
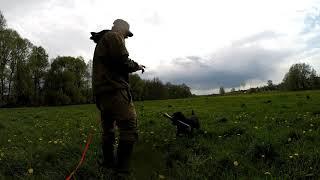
[0,90,320,179]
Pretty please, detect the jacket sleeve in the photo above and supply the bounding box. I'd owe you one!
[106,33,141,73]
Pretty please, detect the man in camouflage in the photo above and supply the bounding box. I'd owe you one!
[91,19,145,174]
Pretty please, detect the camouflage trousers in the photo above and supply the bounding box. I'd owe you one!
[96,89,138,144]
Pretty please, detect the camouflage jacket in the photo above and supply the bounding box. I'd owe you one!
[92,31,140,95]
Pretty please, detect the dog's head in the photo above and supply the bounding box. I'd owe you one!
[189,110,200,129]
[172,112,187,122]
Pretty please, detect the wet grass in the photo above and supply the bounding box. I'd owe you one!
[0,90,320,179]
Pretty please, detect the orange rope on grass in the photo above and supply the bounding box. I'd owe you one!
[66,132,93,180]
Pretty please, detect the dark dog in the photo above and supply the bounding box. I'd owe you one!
[164,110,200,136]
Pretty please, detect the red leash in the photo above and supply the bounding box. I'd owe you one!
[66,132,93,180]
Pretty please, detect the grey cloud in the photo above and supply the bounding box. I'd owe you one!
[1,0,93,59]
[0,0,74,12]
[171,56,209,68]
[39,26,91,59]
[147,32,293,91]
[0,0,46,12]
[232,31,281,46]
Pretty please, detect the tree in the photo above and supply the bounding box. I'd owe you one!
[44,56,87,105]
[12,38,33,105]
[143,78,168,100]
[309,69,320,89]
[0,11,8,103]
[240,82,246,90]
[219,86,225,95]
[83,60,93,103]
[266,80,275,91]
[129,74,144,100]
[282,63,316,90]
[165,82,192,99]
[28,46,49,104]
[0,11,6,30]
[230,88,236,92]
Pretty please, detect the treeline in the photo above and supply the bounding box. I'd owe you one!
[130,75,192,100]
[222,62,320,95]
[0,11,192,107]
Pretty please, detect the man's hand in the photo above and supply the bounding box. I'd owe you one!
[138,64,146,73]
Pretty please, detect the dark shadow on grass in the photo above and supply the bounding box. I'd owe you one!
[222,127,246,138]
[245,141,281,166]
[0,122,5,129]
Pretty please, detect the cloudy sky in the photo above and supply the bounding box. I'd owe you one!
[1,0,320,94]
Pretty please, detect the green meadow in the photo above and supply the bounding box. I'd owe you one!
[0,90,319,179]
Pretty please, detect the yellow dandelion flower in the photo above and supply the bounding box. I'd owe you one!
[39,138,43,141]
[294,153,299,156]
[289,155,293,159]
[233,161,239,166]
[28,168,34,174]
[53,141,58,144]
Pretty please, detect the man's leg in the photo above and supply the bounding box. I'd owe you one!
[100,111,116,168]
[116,117,138,174]
[115,89,138,174]
[97,90,138,174]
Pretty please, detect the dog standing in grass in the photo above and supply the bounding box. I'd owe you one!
[164,110,200,136]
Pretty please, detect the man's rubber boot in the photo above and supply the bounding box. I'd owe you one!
[115,141,134,175]
[98,140,115,168]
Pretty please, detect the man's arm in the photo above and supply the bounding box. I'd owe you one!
[124,58,145,73]
[106,33,144,73]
